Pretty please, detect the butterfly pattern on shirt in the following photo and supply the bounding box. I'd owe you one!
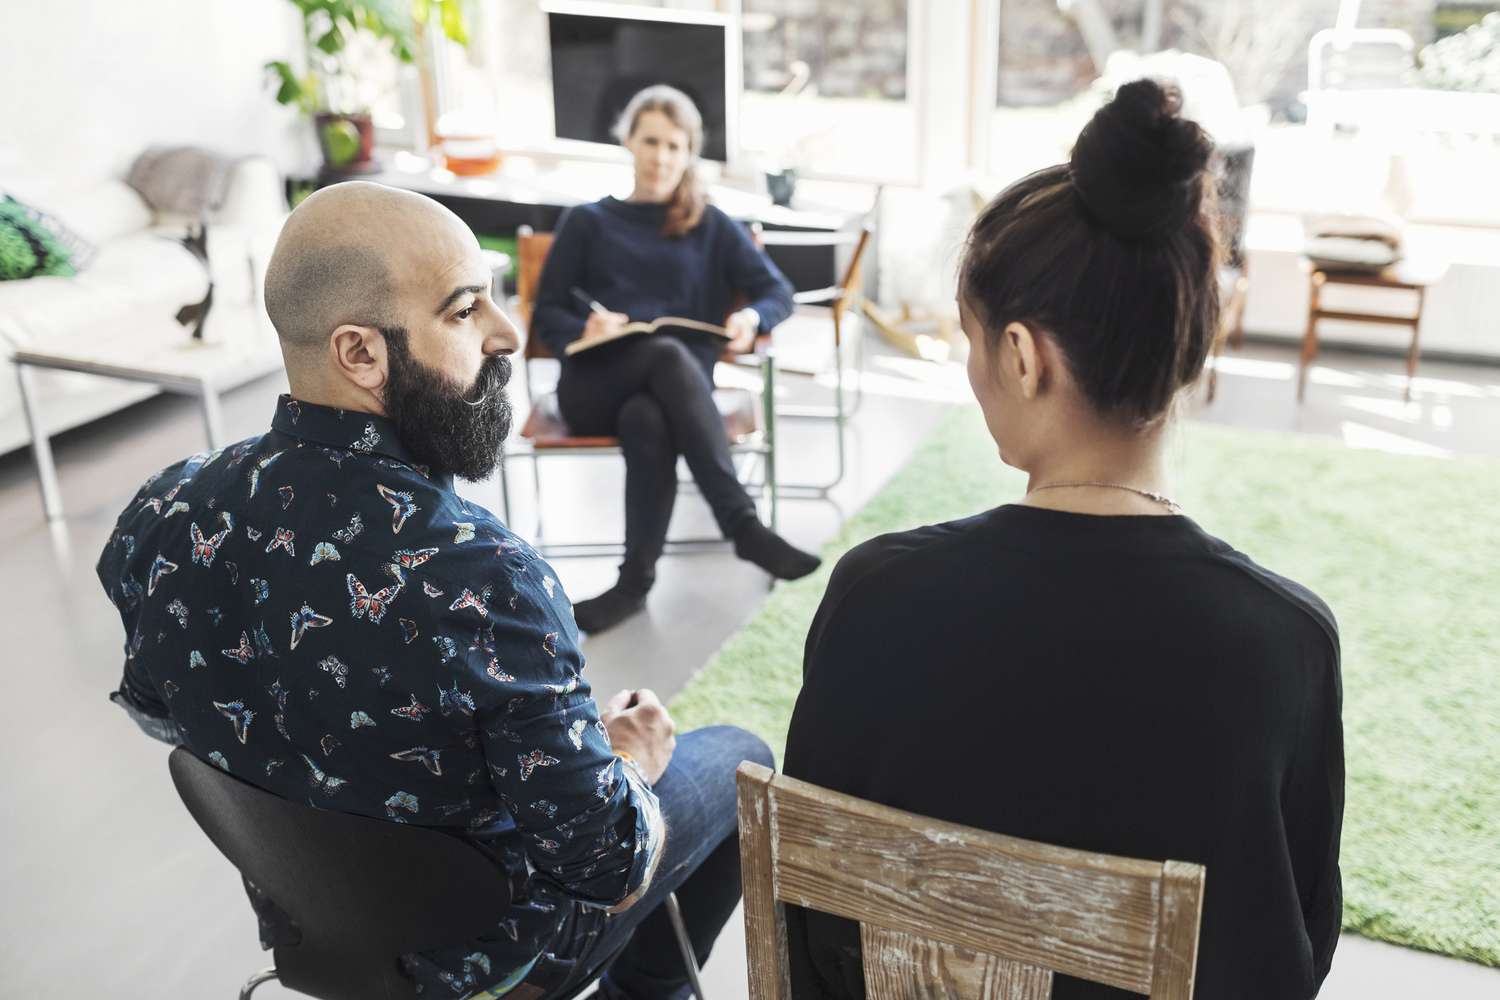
[97,394,661,998]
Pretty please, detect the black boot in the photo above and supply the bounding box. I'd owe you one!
[573,564,654,634]
[732,519,821,580]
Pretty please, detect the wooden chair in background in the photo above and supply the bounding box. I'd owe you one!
[500,226,778,557]
[764,222,874,494]
[736,762,1207,999]
[1297,259,1447,403]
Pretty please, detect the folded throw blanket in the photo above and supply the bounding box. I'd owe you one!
[125,146,247,218]
[1305,211,1405,251]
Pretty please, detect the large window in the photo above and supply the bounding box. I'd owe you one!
[988,0,1343,182]
[427,0,1498,208]
[986,1,1500,226]
[739,0,918,181]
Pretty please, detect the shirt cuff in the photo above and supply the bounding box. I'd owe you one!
[619,755,665,870]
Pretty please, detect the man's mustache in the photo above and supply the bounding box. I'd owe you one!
[462,355,512,407]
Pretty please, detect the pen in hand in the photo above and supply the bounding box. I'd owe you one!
[571,287,610,316]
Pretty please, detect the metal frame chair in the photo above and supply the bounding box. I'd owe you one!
[762,222,874,495]
[498,225,779,559]
[169,747,705,1000]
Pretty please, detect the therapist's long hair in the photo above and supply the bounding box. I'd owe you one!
[613,85,708,238]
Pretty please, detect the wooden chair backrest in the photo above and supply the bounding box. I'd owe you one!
[514,225,556,362]
[831,223,874,328]
[735,762,1206,1000]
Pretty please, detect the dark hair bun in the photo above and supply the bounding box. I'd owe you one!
[1069,78,1214,241]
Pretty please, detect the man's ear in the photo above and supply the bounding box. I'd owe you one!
[1003,322,1047,401]
[329,324,388,393]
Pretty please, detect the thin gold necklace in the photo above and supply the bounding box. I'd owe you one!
[1027,481,1183,515]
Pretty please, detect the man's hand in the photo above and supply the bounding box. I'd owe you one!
[581,310,630,345]
[724,307,760,353]
[602,687,676,784]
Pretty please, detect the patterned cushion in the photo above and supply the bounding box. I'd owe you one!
[0,195,96,280]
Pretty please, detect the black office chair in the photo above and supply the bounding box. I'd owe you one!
[169,747,706,999]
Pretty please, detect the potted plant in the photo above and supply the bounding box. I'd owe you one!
[266,0,470,173]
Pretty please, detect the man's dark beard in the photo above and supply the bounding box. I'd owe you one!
[381,326,513,482]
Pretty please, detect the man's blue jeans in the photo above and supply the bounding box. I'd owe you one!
[518,725,775,1000]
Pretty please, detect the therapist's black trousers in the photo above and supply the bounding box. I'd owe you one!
[556,336,757,583]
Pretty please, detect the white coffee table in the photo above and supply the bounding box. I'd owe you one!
[14,313,282,521]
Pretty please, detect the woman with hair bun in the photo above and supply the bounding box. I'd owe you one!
[783,79,1344,998]
[531,85,817,633]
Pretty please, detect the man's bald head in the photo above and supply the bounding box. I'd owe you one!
[263,182,469,358]
[259,181,519,476]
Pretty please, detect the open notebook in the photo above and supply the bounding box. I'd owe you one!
[564,317,730,357]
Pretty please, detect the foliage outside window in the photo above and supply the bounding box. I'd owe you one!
[1417,10,1500,90]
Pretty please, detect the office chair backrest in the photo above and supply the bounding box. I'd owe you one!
[736,762,1206,999]
[169,748,513,1000]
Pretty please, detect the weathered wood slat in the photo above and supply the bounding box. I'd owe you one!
[1147,860,1207,1000]
[735,764,1206,1000]
[738,762,791,1000]
[766,773,1161,993]
[861,925,1055,999]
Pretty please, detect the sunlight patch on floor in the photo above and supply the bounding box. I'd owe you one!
[1340,421,1455,458]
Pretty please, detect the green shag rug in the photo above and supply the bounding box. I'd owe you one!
[670,405,1500,967]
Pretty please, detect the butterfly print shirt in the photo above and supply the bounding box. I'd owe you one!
[99,395,663,995]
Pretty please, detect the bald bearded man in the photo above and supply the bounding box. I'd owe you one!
[98,182,772,999]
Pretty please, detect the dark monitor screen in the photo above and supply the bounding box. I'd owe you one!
[548,11,728,162]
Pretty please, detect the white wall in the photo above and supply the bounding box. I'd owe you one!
[0,0,310,190]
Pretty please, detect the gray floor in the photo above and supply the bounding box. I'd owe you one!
[1,331,1497,997]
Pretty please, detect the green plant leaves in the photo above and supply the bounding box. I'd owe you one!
[264,60,305,106]
[269,0,471,113]
[438,0,467,46]
[315,23,345,54]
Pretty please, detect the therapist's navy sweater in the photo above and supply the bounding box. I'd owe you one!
[531,196,794,380]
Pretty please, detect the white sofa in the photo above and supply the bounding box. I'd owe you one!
[0,156,287,457]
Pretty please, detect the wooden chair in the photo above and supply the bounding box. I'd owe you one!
[765,222,874,494]
[499,226,778,557]
[1297,259,1447,404]
[736,762,1207,999]
[858,185,980,366]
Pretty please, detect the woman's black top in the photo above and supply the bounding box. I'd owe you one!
[530,196,794,382]
[783,504,1343,1000]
